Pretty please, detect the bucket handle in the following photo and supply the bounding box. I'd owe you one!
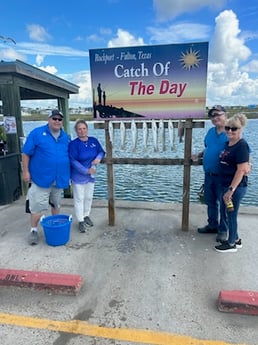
[40,214,72,223]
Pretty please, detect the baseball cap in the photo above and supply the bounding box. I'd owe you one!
[208,105,226,117]
[48,109,64,118]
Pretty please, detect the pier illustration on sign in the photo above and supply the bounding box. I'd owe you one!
[93,82,144,119]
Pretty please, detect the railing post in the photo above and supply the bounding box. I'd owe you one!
[105,121,115,225]
[181,119,193,231]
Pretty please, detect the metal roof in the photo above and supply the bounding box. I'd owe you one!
[0,60,79,100]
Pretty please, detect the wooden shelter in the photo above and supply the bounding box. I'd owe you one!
[0,60,79,204]
[0,59,79,153]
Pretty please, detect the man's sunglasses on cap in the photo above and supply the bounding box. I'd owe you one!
[208,105,226,117]
[209,112,224,118]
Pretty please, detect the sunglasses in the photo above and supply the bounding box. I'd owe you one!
[209,112,224,118]
[51,117,63,122]
[225,126,239,132]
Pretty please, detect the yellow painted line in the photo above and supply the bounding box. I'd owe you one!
[0,312,246,345]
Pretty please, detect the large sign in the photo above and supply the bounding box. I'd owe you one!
[89,42,208,120]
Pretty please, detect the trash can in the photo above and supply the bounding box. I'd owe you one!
[0,153,21,205]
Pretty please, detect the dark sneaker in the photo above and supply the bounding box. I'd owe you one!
[197,225,217,234]
[84,216,94,227]
[215,242,237,253]
[216,232,228,243]
[78,221,87,233]
[235,239,242,249]
[28,230,39,245]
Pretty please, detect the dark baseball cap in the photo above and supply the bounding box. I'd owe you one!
[208,105,226,117]
[48,109,64,118]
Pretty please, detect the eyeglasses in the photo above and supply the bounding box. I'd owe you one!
[51,117,63,122]
[225,126,240,132]
[209,112,224,118]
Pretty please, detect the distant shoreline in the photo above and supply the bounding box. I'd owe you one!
[21,113,94,122]
[1,107,258,122]
[21,111,258,121]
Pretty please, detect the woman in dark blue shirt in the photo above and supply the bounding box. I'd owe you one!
[215,113,251,253]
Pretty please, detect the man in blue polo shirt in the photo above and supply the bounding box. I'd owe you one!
[197,105,228,240]
[22,109,70,245]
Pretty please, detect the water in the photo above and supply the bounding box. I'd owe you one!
[23,119,258,206]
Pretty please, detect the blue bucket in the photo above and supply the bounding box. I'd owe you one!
[40,214,72,246]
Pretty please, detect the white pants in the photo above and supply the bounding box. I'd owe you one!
[72,183,94,222]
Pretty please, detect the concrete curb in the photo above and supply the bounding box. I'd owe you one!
[0,268,83,295]
[218,290,258,315]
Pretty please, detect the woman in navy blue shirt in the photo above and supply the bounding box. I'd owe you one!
[215,113,250,253]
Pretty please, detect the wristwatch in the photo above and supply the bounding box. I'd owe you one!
[228,186,235,192]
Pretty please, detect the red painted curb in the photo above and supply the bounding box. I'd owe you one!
[218,290,258,315]
[0,268,83,295]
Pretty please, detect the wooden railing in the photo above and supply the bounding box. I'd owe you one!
[94,119,204,231]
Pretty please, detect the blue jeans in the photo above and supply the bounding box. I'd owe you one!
[204,173,226,231]
[220,185,247,245]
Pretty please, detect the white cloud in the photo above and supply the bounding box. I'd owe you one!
[0,47,26,61]
[100,28,112,36]
[148,23,210,43]
[16,42,88,57]
[209,10,251,64]
[87,34,103,42]
[86,28,112,43]
[27,24,52,42]
[36,64,58,75]
[241,59,258,73]
[67,71,92,107]
[35,54,44,65]
[206,10,258,105]
[107,29,144,48]
[153,0,226,21]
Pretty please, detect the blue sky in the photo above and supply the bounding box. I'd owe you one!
[1,0,258,109]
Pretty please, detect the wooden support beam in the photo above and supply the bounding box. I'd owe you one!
[182,119,193,231]
[105,121,115,226]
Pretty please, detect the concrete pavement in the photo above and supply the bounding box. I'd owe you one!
[0,196,258,345]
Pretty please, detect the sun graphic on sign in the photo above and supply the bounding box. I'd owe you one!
[180,48,202,70]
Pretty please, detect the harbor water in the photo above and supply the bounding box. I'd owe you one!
[23,119,258,207]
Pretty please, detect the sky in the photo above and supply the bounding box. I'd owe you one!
[1,0,258,109]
